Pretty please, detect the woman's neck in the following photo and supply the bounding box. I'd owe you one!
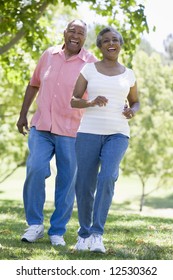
[101,59,119,67]
[95,59,125,76]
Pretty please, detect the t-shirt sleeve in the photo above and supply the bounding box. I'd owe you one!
[128,69,136,87]
[80,63,93,81]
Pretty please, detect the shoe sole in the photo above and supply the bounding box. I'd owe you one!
[51,243,66,246]
[90,248,106,253]
[74,247,88,251]
[21,234,44,243]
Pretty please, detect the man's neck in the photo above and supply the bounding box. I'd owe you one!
[64,48,81,60]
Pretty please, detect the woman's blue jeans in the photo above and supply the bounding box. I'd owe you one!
[75,132,129,238]
[23,127,77,236]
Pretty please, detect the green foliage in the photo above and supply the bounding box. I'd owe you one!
[0,1,78,182]
[121,50,173,210]
[90,0,149,66]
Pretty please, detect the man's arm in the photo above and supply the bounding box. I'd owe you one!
[16,84,39,135]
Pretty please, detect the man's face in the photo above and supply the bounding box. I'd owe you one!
[64,20,87,55]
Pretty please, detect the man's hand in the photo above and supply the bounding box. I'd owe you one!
[17,116,29,136]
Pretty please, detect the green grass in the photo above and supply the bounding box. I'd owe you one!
[0,167,173,260]
[0,200,172,260]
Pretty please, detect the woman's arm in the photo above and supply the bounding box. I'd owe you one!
[71,74,91,108]
[123,82,140,119]
[71,73,108,108]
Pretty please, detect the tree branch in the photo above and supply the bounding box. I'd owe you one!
[0,1,49,55]
[0,161,26,184]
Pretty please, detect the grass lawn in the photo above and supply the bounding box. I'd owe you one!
[0,167,172,260]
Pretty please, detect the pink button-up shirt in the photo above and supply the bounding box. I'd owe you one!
[30,45,97,137]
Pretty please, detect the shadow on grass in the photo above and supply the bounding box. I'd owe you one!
[111,193,173,212]
[0,199,173,260]
[145,193,173,209]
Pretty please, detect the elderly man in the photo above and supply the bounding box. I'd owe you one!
[17,19,97,246]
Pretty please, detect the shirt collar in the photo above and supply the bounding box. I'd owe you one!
[52,45,88,62]
[52,45,64,54]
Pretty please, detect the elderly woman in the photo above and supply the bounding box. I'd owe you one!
[71,27,140,253]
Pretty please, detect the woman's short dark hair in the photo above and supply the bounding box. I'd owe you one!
[96,27,124,48]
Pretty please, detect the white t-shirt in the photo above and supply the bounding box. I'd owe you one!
[78,63,136,137]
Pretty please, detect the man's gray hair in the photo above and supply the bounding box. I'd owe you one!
[66,19,87,31]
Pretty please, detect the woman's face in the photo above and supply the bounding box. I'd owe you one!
[99,31,122,60]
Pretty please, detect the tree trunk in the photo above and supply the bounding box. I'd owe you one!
[139,182,145,211]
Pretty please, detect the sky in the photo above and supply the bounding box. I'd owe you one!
[78,0,173,53]
[144,0,173,52]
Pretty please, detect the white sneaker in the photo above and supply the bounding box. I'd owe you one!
[90,234,106,253]
[49,235,66,246]
[74,236,91,251]
[21,225,44,242]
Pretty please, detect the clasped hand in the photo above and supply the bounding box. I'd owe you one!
[90,96,108,107]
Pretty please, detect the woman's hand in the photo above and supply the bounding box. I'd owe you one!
[122,106,135,119]
[90,96,108,107]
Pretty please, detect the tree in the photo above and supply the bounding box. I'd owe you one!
[0,1,79,182]
[138,39,155,56]
[90,0,149,65]
[0,0,149,182]
[164,33,173,60]
[0,0,148,57]
[0,0,79,55]
[121,50,173,211]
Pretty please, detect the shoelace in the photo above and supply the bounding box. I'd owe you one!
[24,226,40,233]
[78,237,87,244]
[92,234,102,243]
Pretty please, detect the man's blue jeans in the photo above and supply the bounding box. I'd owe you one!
[75,132,129,238]
[23,127,77,236]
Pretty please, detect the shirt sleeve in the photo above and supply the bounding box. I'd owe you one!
[80,63,93,81]
[29,49,49,87]
[128,68,136,87]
